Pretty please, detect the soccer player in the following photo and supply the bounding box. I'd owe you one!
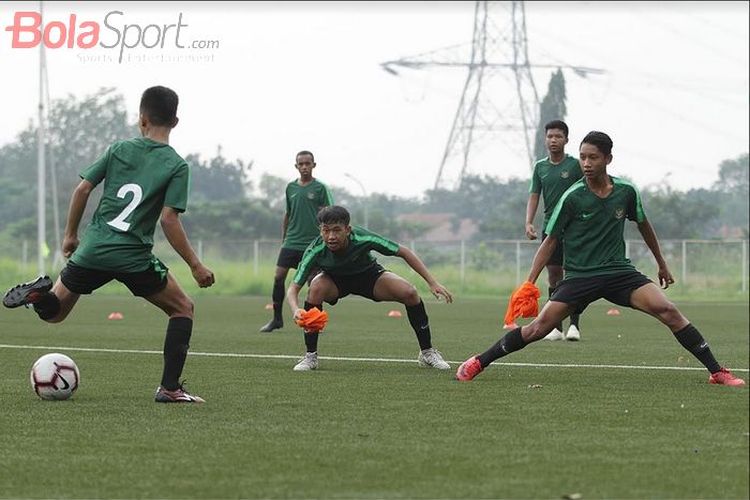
[456,131,745,387]
[525,120,584,341]
[286,205,453,371]
[258,150,333,333]
[3,86,216,402]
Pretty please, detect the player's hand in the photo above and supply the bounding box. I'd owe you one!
[192,263,215,288]
[430,283,453,304]
[293,308,305,322]
[62,235,79,258]
[658,266,675,289]
[525,223,537,240]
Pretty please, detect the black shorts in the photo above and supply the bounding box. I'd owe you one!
[325,264,387,305]
[276,247,305,269]
[60,258,169,297]
[551,271,653,314]
[542,232,564,267]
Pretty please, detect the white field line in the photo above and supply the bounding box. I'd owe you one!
[1,343,747,373]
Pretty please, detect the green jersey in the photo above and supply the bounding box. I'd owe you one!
[529,154,583,226]
[70,137,190,272]
[283,179,334,251]
[293,226,400,285]
[545,176,646,279]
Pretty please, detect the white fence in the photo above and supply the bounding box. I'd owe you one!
[12,238,748,293]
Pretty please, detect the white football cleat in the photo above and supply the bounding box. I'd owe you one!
[543,328,564,341]
[566,325,581,341]
[293,352,319,371]
[418,348,450,370]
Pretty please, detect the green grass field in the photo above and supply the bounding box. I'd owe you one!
[0,296,747,499]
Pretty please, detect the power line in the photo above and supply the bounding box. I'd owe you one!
[381,0,604,190]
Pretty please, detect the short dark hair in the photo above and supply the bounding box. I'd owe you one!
[581,131,613,156]
[317,205,350,226]
[296,150,315,164]
[545,120,569,138]
[140,86,178,127]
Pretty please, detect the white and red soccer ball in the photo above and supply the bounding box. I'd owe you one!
[30,353,80,400]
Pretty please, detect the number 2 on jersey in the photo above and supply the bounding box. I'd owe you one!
[107,183,143,231]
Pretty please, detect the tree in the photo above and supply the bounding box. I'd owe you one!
[258,173,288,211]
[533,69,567,162]
[186,148,253,204]
[712,153,749,237]
[638,186,720,239]
[0,88,257,242]
[0,88,137,241]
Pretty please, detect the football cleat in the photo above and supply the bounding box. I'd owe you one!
[259,319,283,333]
[543,328,564,341]
[154,382,205,403]
[708,368,745,387]
[455,356,483,382]
[3,275,53,309]
[293,352,319,371]
[418,348,450,370]
[565,325,581,341]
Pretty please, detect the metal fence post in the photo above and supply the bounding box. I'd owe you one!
[22,239,28,273]
[253,240,259,275]
[516,240,521,285]
[743,239,748,293]
[681,240,687,285]
[460,240,466,291]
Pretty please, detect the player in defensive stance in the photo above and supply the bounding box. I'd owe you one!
[3,86,215,402]
[286,205,453,371]
[456,131,745,387]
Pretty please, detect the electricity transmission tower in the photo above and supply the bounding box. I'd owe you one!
[381,0,604,190]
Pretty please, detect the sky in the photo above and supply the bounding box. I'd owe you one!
[0,1,748,200]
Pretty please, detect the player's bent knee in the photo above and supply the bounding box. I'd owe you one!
[170,296,194,318]
[400,286,420,306]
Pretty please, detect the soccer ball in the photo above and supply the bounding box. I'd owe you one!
[29,353,80,401]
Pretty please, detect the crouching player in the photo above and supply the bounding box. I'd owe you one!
[286,205,453,371]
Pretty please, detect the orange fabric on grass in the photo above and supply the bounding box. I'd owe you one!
[295,307,329,332]
[503,281,541,326]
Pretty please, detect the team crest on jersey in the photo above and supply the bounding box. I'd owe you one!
[561,170,570,179]
[307,192,316,199]
[614,208,625,219]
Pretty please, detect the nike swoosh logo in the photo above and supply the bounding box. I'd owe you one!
[57,374,70,390]
[581,213,593,220]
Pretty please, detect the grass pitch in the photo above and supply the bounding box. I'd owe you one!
[0,295,747,499]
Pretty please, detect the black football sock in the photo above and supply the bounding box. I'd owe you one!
[569,313,580,328]
[406,300,432,351]
[271,278,285,322]
[548,287,563,332]
[673,324,721,374]
[160,317,193,390]
[33,292,61,321]
[477,327,527,368]
[303,301,322,352]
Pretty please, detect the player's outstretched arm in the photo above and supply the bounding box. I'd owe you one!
[637,218,674,289]
[62,179,95,258]
[286,282,305,321]
[396,246,453,303]
[526,235,558,284]
[525,193,540,240]
[160,207,215,288]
